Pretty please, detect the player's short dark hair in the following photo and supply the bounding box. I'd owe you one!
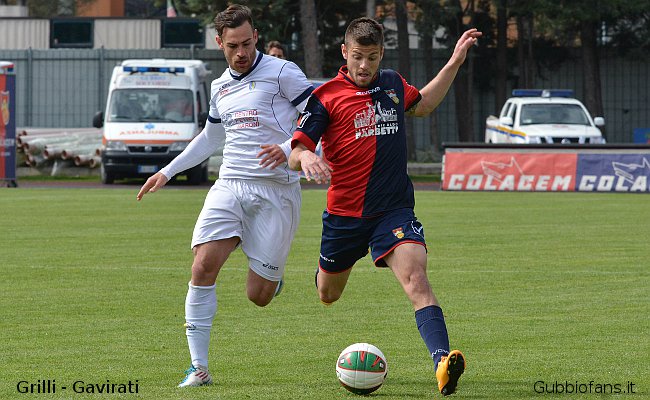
[345,17,384,47]
[213,4,254,37]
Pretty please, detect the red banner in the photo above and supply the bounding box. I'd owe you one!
[443,152,577,191]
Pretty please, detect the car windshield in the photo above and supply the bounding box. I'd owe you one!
[107,89,194,122]
[520,104,590,126]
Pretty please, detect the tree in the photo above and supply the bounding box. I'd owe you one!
[515,10,534,88]
[414,0,440,157]
[511,0,650,138]
[1,0,26,5]
[175,0,364,76]
[392,0,417,159]
[299,0,323,77]
[413,0,491,145]
[175,0,299,50]
[442,0,476,142]
[606,9,650,58]
[495,0,508,110]
[580,19,604,121]
[311,0,366,76]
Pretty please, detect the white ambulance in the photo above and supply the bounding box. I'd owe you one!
[93,59,213,184]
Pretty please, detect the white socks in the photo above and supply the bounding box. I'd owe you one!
[184,282,217,368]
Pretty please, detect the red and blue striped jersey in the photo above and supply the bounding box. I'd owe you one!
[292,66,421,217]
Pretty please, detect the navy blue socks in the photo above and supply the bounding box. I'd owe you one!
[415,305,450,371]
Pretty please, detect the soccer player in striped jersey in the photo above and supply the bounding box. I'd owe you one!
[289,18,481,396]
[137,4,313,388]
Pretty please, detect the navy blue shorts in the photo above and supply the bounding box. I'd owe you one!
[318,208,427,273]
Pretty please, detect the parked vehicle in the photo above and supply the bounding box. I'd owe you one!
[93,59,213,184]
[485,89,606,144]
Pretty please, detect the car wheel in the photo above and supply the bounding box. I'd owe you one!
[101,164,115,184]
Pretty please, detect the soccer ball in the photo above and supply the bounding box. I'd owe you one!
[336,343,388,395]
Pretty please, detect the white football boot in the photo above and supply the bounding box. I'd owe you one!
[177,364,213,387]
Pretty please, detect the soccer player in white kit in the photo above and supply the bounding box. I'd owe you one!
[136,4,313,387]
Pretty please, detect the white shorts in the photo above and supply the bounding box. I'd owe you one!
[192,178,301,281]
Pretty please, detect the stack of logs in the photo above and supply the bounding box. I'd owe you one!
[15,127,224,178]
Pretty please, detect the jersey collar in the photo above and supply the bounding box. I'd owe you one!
[229,51,263,81]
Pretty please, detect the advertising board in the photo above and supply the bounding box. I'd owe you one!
[0,61,17,186]
[443,145,650,192]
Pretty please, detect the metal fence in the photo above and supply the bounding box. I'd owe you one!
[383,48,650,155]
[0,47,647,161]
[0,47,228,129]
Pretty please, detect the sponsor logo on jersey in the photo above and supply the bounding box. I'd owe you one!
[222,109,260,129]
[354,101,399,139]
[297,111,311,129]
[218,83,231,96]
[356,86,380,96]
[392,227,405,239]
[385,89,399,104]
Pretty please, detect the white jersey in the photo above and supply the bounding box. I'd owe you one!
[209,51,313,184]
[160,51,313,185]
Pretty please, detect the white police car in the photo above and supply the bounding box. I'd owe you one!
[485,89,606,144]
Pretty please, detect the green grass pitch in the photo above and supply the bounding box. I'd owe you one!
[0,187,648,399]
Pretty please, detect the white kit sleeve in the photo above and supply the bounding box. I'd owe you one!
[279,62,313,112]
[159,120,223,179]
[278,137,293,160]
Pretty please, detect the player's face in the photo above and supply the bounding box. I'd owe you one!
[216,22,258,74]
[342,40,384,88]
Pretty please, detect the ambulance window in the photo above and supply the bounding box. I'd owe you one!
[108,89,194,122]
[108,91,145,121]
[160,90,194,122]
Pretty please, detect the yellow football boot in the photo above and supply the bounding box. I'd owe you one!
[436,350,466,396]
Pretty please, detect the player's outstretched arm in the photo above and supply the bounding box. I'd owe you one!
[410,28,482,117]
[289,142,332,184]
[136,172,169,201]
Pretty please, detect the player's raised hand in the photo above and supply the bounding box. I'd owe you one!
[257,144,287,170]
[450,28,482,66]
[136,172,169,201]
